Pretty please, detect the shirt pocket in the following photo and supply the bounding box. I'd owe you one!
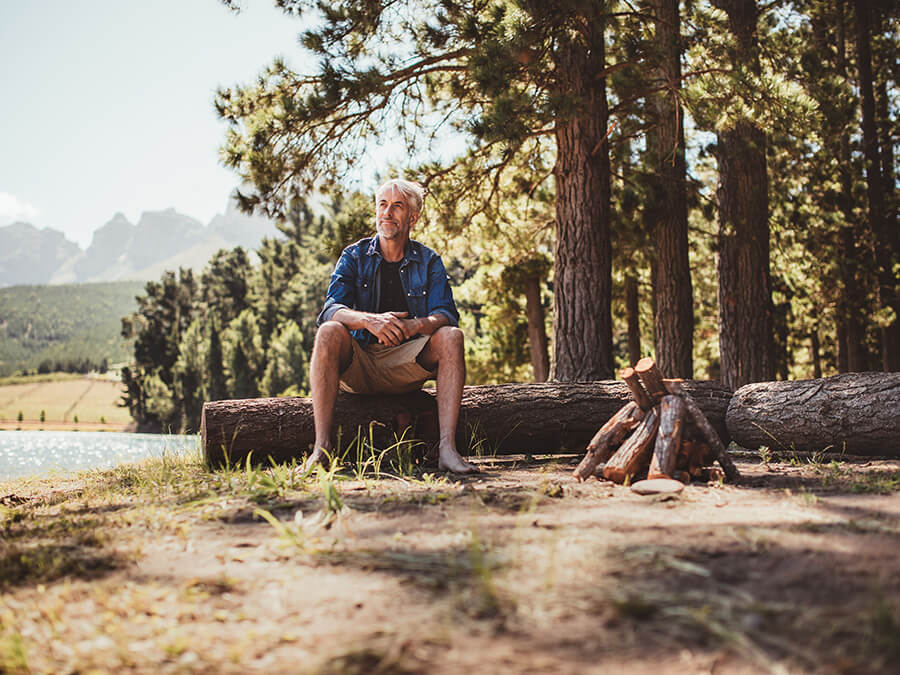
[355,278,373,309]
[407,285,428,316]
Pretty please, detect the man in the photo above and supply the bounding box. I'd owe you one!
[307,178,478,473]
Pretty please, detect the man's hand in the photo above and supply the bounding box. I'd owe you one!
[365,311,421,346]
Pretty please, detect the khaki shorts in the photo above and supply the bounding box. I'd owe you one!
[339,335,436,394]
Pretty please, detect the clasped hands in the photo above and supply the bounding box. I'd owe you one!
[365,311,421,346]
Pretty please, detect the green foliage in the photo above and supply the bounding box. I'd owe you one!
[261,320,308,397]
[223,309,265,399]
[0,281,143,377]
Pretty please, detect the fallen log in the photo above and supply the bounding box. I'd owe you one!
[201,381,732,467]
[726,372,900,456]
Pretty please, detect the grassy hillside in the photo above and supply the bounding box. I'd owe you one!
[0,281,144,376]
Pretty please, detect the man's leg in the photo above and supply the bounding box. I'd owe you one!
[418,326,479,473]
[307,321,353,469]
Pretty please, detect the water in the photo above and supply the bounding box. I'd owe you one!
[0,431,197,481]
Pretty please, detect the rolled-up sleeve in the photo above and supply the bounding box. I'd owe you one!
[426,254,459,326]
[317,252,356,326]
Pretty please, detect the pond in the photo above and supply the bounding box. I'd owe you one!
[0,431,197,481]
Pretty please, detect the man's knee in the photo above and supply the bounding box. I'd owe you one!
[314,321,351,352]
[433,326,464,353]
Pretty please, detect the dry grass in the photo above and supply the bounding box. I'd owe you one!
[0,378,130,425]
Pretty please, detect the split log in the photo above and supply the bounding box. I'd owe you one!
[635,357,667,400]
[602,406,661,483]
[665,379,741,483]
[572,402,645,481]
[726,373,900,456]
[648,395,686,479]
[201,381,733,467]
[621,367,654,411]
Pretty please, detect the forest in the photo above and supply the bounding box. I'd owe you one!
[0,281,143,377]
[121,0,897,433]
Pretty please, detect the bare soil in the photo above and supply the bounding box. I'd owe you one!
[1,452,898,674]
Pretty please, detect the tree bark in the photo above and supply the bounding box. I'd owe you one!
[201,380,732,467]
[648,394,686,479]
[854,0,900,371]
[625,272,642,367]
[726,372,900,455]
[572,401,645,481]
[523,273,550,382]
[602,405,660,483]
[647,0,693,379]
[622,366,654,410]
[551,17,613,381]
[713,0,774,389]
[835,1,869,373]
[665,379,741,482]
[810,329,822,379]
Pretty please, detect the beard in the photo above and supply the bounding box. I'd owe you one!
[378,219,404,239]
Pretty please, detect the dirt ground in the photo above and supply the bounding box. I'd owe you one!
[1,451,899,674]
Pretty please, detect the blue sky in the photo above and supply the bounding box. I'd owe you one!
[0,1,314,247]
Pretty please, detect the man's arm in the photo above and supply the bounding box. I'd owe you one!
[331,308,448,346]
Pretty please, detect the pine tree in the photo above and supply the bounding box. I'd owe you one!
[223,309,265,399]
[854,0,899,370]
[216,0,618,380]
[260,320,308,396]
[644,0,694,378]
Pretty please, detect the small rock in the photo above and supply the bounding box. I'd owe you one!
[631,478,685,496]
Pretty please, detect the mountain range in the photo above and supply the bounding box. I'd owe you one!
[0,194,280,288]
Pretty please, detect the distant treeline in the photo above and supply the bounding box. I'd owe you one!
[121,197,376,433]
[0,281,144,377]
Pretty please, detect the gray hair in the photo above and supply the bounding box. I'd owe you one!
[375,178,426,216]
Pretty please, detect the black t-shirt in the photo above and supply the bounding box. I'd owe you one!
[378,261,410,315]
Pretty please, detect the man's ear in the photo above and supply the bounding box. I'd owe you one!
[409,210,420,227]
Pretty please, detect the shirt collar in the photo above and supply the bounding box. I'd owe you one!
[366,236,419,264]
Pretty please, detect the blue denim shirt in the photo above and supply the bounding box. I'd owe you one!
[317,236,460,345]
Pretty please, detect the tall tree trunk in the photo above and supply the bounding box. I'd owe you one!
[837,321,849,373]
[854,0,900,371]
[552,20,613,381]
[810,329,822,379]
[625,272,642,366]
[523,274,550,382]
[835,1,869,372]
[713,0,774,389]
[647,0,693,378]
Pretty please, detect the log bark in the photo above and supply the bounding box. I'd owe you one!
[648,395,686,479]
[666,379,741,483]
[201,381,733,467]
[635,357,667,400]
[726,373,900,456]
[622,367,654,410]
[603,406,661,483]
[572,401,645,481]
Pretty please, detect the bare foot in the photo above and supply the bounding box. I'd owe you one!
[437,447,480,474]
[304,447,330,472]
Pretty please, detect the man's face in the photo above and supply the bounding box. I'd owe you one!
[375,185,417,242]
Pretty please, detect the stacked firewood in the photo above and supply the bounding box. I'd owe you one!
[573,358,740,484]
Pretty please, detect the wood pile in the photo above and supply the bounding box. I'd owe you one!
[573,358,741,484]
